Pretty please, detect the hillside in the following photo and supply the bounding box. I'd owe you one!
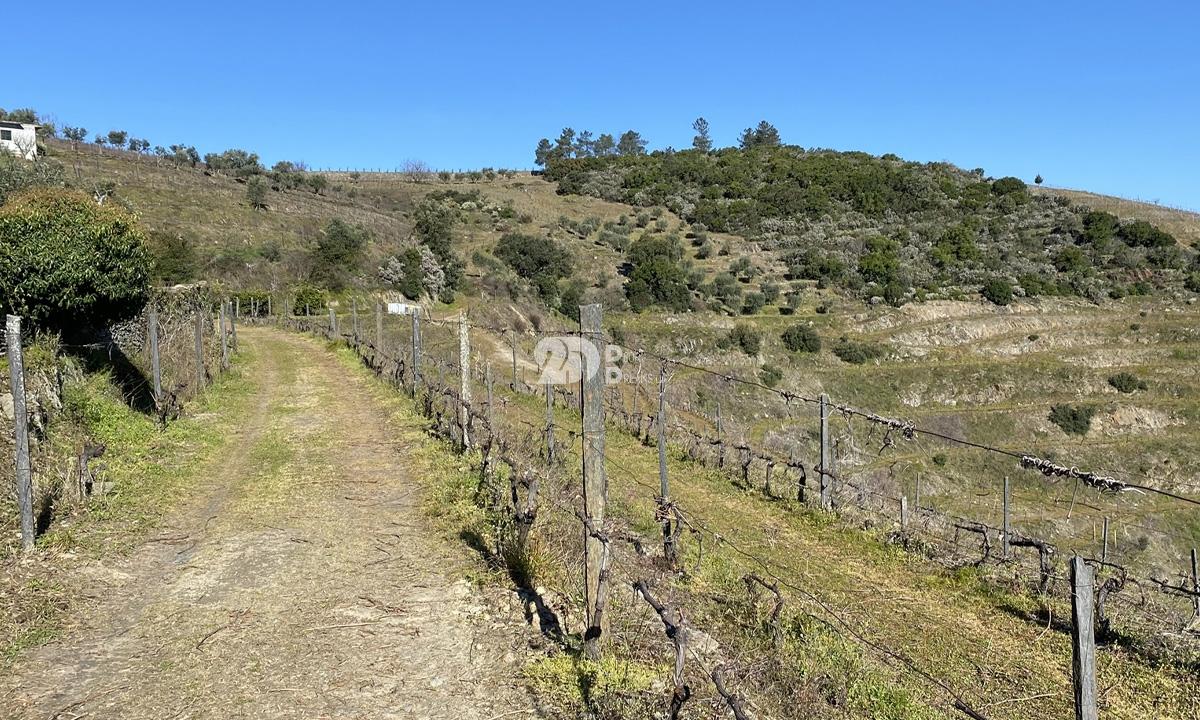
[5,133,1200,719]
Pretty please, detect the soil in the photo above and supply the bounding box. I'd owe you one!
[1,328,539,719]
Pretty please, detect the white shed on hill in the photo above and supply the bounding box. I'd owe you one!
[0,121,38,160]
[387,302,422,316]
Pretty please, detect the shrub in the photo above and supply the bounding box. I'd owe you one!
[932,453,948,467]
[741,292,765,314]
[781,324,821,353]
[149,231,198,284]
[832,337,885,364]
[310,218,370,290]
[495,232,573,303]
[981,279,1013,306]
[625,235,690,312]
[1048,404,1095,435]
[292,284,325,314]
[724,323,761,355]
[1107,372,1147,393]
[760,364,783,388]
[0,188,150,331]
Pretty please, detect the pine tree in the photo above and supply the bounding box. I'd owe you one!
[692,117,712,152]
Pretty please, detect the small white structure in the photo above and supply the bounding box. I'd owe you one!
[387,302,422,316]
[0,121,38,160]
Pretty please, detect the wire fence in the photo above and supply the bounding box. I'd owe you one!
[276,305,1199,719]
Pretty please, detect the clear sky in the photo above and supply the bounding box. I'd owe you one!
[5,1,1198,209]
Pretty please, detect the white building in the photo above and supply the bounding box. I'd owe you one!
[387,301,422,316]
[0,121,38,160]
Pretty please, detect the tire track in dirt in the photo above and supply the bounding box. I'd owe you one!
[1,328,537,719]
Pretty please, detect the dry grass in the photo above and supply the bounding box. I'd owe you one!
[1032,185,1200,246]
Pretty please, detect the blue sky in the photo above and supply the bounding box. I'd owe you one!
[6,1,1198,209]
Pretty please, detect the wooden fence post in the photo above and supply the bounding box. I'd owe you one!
[658,363,674,564]
[459,316,471,449]
[580,303,608,659]
[6,315,35,552]
[328,307,337,338]
[148,307,162,406]
[235,296,240,319]
[1070,556,1098,720]
[900,495,909,530]
[267,294,272,317]
[915,471,922,511]
[819,393,832,510]
[1002,475,1011,561]
[1101,517,1110,564]
[375,303,383,353]
[219,301,229,369]
[410,311,422,395]
[510,330,519,390]
[716,401,725,469]
[230,301,237,352]
[1191,548,1199,618]
[194,309,206,388]
[352,298,359,346]
[545,381,555,465]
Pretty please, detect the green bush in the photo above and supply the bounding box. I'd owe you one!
[981,279,1013,306]
[760,363,783,388]
[625,235,690,312]
[310,218,370,290]
[781,324,821,353]
[495,232,573,303]
[291,284,325,314]
[723,323,761,355]
[832,337,885,364]
[149,230,198,285]
[1048,404,1096,435]
[1107,372,1146,393]
[0,187,150,331]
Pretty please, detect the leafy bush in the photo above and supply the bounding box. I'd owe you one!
[832,337,885,364]
[781,324,821,353]
[625,235,690,312]
[722,323,761,355]
[741,292,765,314]
[292,284,325,314]
[310,218,370,290]
[760,364,783,388]
[495,232,573,303]
[1048,404,1096,435]
[379,248,425,300]
[981,279,1013,306]
[1107,372,1147,393]
[149,230,198,284]
[0,188,150,331]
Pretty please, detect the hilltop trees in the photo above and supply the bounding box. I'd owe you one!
[204,149,263,177]
[692,117,712,152]
[63,126,87,149]
[0,188,151,331]
[617,130,647,156]
[106,130,128,150]
[495,232,573,303]
[246,175,268,209]
[739,120,781,149]
[534,127,647,166]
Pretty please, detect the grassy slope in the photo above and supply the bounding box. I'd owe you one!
[334,319,1199,720]
[1032,185,1200,247]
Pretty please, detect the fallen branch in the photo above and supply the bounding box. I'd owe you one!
[711,664,751,720]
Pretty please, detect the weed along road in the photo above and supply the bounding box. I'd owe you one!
[1,327,536,719]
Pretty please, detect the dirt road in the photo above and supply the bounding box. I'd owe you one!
[2,328,536,719]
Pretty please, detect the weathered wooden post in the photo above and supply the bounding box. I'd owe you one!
[229,301,237,352]
[915,472,922,511]
[219,300,229,369]
[328,307,337,339]
[657,362,675,564]
[1101,517,1110,564]
[6,315,35,552]
[351,298,359,346]
[1002,475,1011,561]
[900,495,909,530]
[375,303,383,352]
[459,316,472,449]
[267,294,272,317]
[716,401,725,469]
[545,381,555,465]
[410,311,422,395]
[1070,556,1098,720]
[235,296,240,319]
[148,307,162,406]
[580,303,608,659]
[194,309,206,388]
[1191,548,1199,618]
[510,330,519,390]
[819,393,832,510]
